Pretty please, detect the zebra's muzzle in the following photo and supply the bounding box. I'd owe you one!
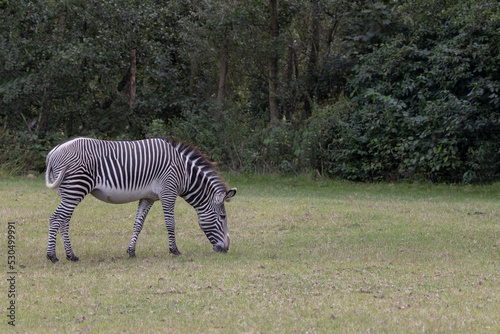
[213,234,230,253]
[213,244,228,253]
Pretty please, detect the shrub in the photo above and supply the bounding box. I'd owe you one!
[0,130,67,175]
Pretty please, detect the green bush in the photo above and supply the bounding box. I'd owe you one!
[0,130,67,175]
[340,1,500,183]
[158,105,310,175]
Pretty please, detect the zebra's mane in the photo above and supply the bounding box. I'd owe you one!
[164,137,228,193]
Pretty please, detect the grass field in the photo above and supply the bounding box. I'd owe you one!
[0,174,498,333]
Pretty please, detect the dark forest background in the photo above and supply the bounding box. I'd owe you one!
[1,0,499,183]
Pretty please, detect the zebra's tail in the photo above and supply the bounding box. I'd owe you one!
[45,164,71,189]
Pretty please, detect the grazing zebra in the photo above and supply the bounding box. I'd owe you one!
[45,137,237,263]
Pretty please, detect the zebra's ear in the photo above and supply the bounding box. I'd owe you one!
[224,188,237,202]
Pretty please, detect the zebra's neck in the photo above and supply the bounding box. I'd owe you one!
[180,156,226,207]
[171,139,227,207]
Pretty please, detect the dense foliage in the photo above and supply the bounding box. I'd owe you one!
[332,1,500,183]
[1,0,499,183]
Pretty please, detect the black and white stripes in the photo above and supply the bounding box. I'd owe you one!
[45,137,236,263]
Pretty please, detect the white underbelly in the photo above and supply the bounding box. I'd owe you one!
[90,183,160,204]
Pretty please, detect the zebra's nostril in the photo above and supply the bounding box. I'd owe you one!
[213,244,228,253]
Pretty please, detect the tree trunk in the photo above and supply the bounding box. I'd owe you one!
[36,98,51,140]
[129,49,137,109]
[284,37,298,119]
[304,0,321,118]
[269,0,280,125]
[189,52,199,98]
[217,39,229,108]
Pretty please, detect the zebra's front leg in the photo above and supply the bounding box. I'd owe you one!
[166,214,181,255]
[127,199,154,258]
[160,195,181,255]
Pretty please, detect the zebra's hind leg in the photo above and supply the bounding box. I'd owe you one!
[47,200,79,263]
[127,199,154,258]
[60,218,79,261]
[47,216,61,263]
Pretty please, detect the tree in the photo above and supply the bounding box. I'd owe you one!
[217,39,229,107]
[342,0,500,182]
[303,0,321,118]
[129,49,137,109]
[1,0,498,183]
[268,0,280,124]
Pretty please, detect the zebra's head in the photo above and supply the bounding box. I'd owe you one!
[198,188,237,253]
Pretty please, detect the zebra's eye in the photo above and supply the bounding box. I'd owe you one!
[220,214,226,220]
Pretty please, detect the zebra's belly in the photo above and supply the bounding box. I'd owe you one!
[90,184,160,204]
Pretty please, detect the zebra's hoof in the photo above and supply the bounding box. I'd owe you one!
[67,255,79,261]
[169,247,181,256]
[127,249,136,258]
[47,254,59,263]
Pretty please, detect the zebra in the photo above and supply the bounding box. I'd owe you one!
[45,137,237,263]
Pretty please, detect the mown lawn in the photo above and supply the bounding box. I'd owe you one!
[0,174,498,333]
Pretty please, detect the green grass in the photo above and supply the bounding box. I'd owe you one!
[0,174,499,333]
